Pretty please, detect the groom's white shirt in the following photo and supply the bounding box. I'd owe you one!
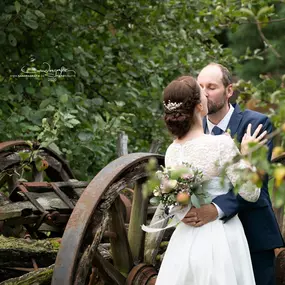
[206,104,235,219]
[206,104,235,134]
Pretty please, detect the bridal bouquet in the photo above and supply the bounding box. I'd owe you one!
[146,162,210,210]
[142,161,212,232]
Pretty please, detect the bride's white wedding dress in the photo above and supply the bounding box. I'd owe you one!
[155,134,258,285]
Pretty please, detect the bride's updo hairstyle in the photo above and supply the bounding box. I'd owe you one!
[163,76,201,139]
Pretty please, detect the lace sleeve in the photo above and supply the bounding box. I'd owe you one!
[218,135,260,202]
[164,144,181,168]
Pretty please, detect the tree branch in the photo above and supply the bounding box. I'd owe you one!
[255,19,282,59]
[82,4,105,17]
[219,17,285,28]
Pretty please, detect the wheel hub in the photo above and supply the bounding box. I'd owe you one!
[126,263,157,285]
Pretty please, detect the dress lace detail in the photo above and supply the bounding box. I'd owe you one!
[217,135,260,202]
[165,134,260,202]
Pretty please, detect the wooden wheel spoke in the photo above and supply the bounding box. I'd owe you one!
[128,179,149,263]
[74,213,110,284]
[109,197,133,275]
[92,250,126,285]
[0,173,8,187]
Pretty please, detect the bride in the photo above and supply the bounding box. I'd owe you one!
[155,76,263,285]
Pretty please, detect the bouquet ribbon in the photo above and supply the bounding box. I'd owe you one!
[141,204,191,233]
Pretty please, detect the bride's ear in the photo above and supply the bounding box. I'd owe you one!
[197,103,203,112]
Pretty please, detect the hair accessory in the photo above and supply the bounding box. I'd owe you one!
[163,100,183,111]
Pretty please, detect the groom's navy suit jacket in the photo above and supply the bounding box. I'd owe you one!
[203,104,284,253]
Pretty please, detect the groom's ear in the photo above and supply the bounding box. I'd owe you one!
[226,84,234,99]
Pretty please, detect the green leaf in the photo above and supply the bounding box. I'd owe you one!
[0,31,6,45]
[128,70,139,78]
[8,34,17,47]
[240,8,255,18]
[15,84,23,93]
[78,132,93,141]
[60,93,69,103]
[149,196,160,206]
[191,193,201,208]
[28,125,41,131]
[40,86,50,96]
[92,98,103,106]
[24,18,38,30]
[68,118,80,125]
[271,90,281,103]
[15,1,21,13]
[40,99,51,109]
[78,66,89,78]
[26,87,35,94]
[65,113,76,119]
[35,158,43,172]
[115,101,125,107]
[18,151,30,161]
[24,9,37,21]
[26,140,33,149]
[55,85,69,96]
[62,52,73,60]
[34,10,45,18]
[48,142,62,155]
[149,75,159,88]
[257,6,274,20]
[180,28,187,40]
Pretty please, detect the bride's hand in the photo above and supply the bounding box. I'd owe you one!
[241,123,267,155]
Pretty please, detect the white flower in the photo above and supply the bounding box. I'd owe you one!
[156,170,164,180]
[161,179,178,193]
[181,172,193,180]
[154,190,160,196]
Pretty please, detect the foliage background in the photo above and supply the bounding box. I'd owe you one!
[0,0,285,182]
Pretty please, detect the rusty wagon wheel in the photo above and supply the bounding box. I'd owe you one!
[0,140,74,192]
[52,152,165,285]
[0,140,75,237]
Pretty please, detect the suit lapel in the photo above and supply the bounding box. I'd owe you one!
[227,104,243,138]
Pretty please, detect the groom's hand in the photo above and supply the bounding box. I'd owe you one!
[182,204,218,227]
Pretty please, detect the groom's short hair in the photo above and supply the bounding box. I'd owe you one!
[208,63,232,88]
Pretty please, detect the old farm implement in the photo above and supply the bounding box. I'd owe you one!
[0,140,284,285]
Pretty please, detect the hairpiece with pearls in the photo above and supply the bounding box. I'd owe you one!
[163,100,183,111]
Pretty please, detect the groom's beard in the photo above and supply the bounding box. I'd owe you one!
[207,90,227,115]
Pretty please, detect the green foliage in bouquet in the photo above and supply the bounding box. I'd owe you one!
[143,158,211,209]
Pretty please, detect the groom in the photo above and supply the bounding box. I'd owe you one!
[182,63,284,285]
